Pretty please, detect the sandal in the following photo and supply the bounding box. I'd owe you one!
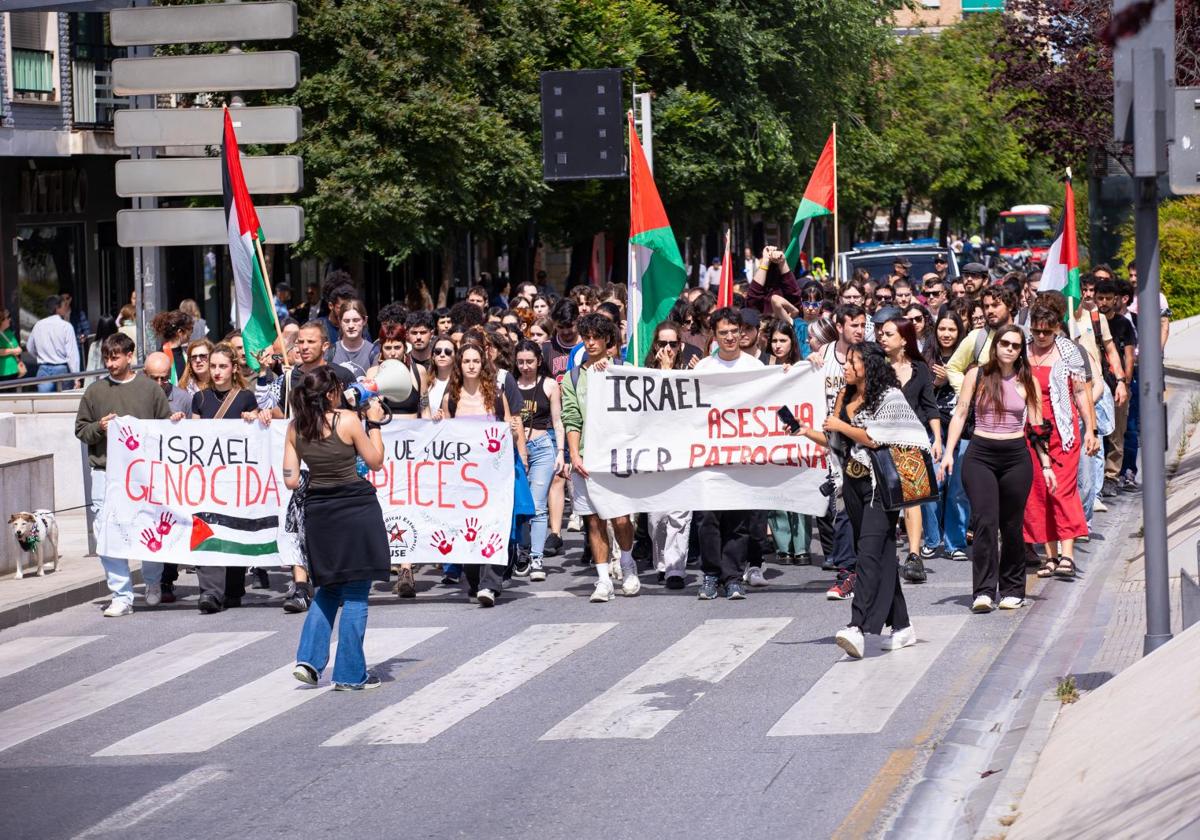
[1054,558,1077,579]
[1036,558,1059,578]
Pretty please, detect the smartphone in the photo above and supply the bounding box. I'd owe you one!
[777,406,800,434]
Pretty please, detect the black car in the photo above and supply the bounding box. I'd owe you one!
[837,243,959,284]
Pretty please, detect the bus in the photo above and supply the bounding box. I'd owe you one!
[998,204,1054,263]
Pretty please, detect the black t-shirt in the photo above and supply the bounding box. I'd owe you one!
[1106,314,1135,380]
[192,388,259,419]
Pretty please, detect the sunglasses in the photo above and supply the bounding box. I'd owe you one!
[801,300,821,308]
[148,374,171,382]
[925,287,945,295]
[996,338,1025,350]
[875,294,893,302]
[655,340,681,347]
[1030,328,1056,337]
[190,354,209,361]
[910,315,925,323]
[432,347,455,356]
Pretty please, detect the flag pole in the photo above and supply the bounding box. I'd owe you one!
[253,237,289,416]
[627,109,638,366]
[1064,166,1077,340]
[831,122,839,288]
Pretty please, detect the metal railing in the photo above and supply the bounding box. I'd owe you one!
[0,366,143,393]
[71,60,128,126]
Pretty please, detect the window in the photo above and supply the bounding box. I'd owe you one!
[9,12,57,101]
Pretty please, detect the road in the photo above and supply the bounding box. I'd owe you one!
[0,500,1138,840]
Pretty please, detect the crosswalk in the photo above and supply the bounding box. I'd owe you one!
[0,617,969,757]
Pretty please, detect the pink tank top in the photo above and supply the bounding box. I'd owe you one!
[975,375,1026,435]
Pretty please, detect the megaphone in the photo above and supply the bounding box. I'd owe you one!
[343,359,415,409]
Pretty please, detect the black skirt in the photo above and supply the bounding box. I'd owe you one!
[303,479,390,588]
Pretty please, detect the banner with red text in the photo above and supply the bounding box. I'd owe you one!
[582,365,829,518]
[274,417,514,567]
[98,418,285,564]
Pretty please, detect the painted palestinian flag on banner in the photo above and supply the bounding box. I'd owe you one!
[627,111,687,366]
[222,108,278,371]
[190,512,279,558]
[784,130,836,271]
[1037,173,1081,309]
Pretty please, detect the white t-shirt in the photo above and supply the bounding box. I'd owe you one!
[820,345,847,413]
[694,351,763,372]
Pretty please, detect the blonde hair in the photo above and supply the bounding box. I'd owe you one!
[178,338,214,390]
[179,299,202,320]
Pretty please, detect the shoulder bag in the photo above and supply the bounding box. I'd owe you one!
[867,444,939,511]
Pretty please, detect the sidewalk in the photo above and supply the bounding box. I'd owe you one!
[973,378,1200,839]
[0,510,143,630]
[1163,312,1200,381]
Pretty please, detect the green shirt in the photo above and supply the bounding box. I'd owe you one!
[74,373,171,469]
[0,329,18,377]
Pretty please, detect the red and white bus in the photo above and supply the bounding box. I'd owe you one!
[998,204,1054,264]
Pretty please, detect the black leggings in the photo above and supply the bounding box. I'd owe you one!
[961,436,1033,600]
[843,475,908,635]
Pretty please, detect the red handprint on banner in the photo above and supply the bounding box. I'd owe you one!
[430,530,454,556]
[117,425,141,451]
[139,528,162,552]
[484,427,504,453]
[463,517,480,542]
[156,511,175,536]
[481,533,503,559]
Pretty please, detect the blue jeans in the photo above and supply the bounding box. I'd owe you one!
[923,439,969,553]
[1123,372,1140,477]
[295,579,371,686]
[36,362,69,392]
[520,432,557,560]
[91,468,162,605]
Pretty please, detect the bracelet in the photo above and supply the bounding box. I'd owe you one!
[1042,465,1052,471]
[758,262,770,272]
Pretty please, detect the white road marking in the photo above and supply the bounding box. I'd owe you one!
[0,631,272,753]
[324,622,615,746]
[73,766,228,838]
[767,614,968,737]
[0,635,104,680]
[540,617,792,740]
[93,627,445,756]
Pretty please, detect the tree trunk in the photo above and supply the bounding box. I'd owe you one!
[436,239,454,308]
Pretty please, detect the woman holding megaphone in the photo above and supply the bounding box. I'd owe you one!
[363,322,422,598]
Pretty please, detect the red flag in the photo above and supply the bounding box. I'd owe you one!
[716,229,734,308]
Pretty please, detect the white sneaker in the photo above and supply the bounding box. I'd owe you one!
[998,596,1024,610]
[589,578,614,603]
[745,567,768,587]
[609,562,623,582]
[972,595,995,613]
[476,589,496,608]
[567,513,583,532]
[529,559,546,582]
[1094,499,1108,513]
[103,601,133,618]
[881,625,917,651]
[144,583,162,607]
[621,572,641,597]
[835,626,865,659]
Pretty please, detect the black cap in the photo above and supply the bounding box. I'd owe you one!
[873,305,902,325]
[740,308,762,328]
[934,253,948,264]
[961,262,987,275]
[275,282,291,294]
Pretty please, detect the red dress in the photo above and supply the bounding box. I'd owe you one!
[1023,365,1089,543]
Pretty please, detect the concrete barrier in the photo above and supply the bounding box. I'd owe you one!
[0,393,87,511]
[0,446,56,576]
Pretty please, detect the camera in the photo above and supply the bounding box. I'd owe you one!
[819,478,836,497]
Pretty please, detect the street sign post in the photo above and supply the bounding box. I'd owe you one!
[112,51,300,96]
[117,206,304,247]
[115,156,303,197]
[1168,87,1200,194]
[115,106,302,148]
[110,1,296,45]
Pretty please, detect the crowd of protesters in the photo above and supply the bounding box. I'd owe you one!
[72,251,1162,665]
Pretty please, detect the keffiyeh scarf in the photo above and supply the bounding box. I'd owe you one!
[1045,335,1087,453]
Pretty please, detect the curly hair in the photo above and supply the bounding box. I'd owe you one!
[151,309,194,344]
[844,342,898,415]
[447,341,498,416]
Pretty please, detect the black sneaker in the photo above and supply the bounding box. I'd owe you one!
[795,552,813,566]
[665,575,686,590]
[725,581,746,600]
[251,567,271,589]
[160,583,177,604]
[440,573,461,585]
[919,545,939,560]
[1101,478,1119,498]
[903,553,927,583]
[282,582,312,614]
[292,663,319,686]
[334,671,383,692]
[543,533,563,557]
[821,555,838,571]
[1118,472,1139,492]
[223,595,242,609]
[197,593,223,614]
[513,548,532,577]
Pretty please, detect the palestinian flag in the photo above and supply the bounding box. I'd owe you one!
[627,111,687,366]
[190,512,278,558]
[222,107,277,372]
[716,229,734,308]
[784,129,836,271]
[1037,172,1082,312]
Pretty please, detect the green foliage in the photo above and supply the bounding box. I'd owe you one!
[1116,197,1200,319]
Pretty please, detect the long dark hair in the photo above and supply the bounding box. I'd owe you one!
[644,320,686,369]
[924,311,964,366]
[843,342,898,415]
[884,317,924,364]
[290,366,341,442]
[515,338,548,377]
[767,323,800,365]
[975,324,1038,419]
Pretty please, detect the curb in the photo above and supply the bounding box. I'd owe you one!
[0,565,143,631]
[1165,364,1200,383]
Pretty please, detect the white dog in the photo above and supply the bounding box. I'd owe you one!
[8,510,60,579]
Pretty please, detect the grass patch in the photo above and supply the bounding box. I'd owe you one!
[1056,675,1080,704]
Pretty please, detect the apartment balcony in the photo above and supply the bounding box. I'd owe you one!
[71,59,128,127]
[12,48,56,102]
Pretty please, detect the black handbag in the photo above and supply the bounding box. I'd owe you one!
[866,445,940,511]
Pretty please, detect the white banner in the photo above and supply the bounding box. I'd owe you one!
[582,365,829,517]
[275,417,514,567]
[99,416,515,568]
[99,417,286,565]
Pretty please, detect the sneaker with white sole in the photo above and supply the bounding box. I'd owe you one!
[1094,499,1108,513]
[609,562,624,582]
[103,601,133,618]
[292,663,319,685]
[998,596,1024,610]
[835,626,865,659]
[590,578,615,603]
[144,583,162,607]
[477,588,496,608]
[881,625,917,651]
[334,672,383,691]
[744,566,768,587]
[567,513,583,532]
[621,573,641,597]
[529,558,546,582]
[919,545,940,560]
[972,595,995,613]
